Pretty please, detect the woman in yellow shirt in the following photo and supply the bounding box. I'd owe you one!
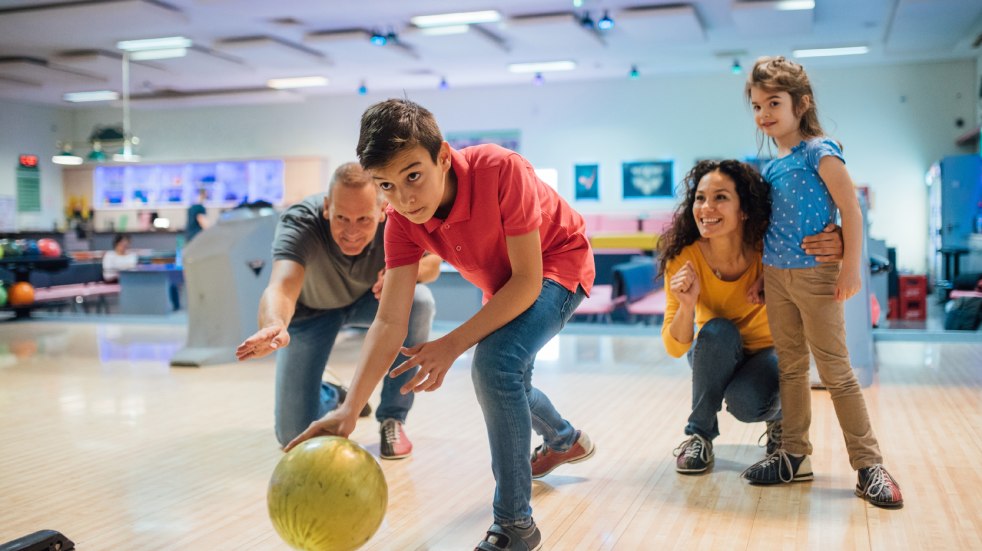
[658,160,841,474]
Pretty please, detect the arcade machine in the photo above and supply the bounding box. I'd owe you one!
[169,206,276,367]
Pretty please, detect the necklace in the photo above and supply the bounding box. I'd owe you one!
[704,244,744,280]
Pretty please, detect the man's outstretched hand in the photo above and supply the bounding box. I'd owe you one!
[235,325,290,361]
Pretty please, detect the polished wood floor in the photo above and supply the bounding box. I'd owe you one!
[1,320,980,550]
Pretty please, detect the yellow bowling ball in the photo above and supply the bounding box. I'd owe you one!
[267,436,387,551]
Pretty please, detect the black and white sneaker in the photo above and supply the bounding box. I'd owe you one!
[856,464,904,509]
[476,521,542,551]
[742,449,813,484]
[673,434,714,474]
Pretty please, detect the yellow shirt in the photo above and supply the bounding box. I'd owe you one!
[661,243,773,358]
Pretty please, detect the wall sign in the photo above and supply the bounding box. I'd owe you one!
[16,164,41,212]
[622,160,673,199]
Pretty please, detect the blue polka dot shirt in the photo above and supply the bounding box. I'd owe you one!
[762,137,844,269]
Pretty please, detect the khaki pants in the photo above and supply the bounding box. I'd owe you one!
[763,263,882,470]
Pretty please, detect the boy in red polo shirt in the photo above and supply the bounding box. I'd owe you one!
[285,99,596,550]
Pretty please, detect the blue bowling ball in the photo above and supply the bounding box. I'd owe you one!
[22,239,41,257]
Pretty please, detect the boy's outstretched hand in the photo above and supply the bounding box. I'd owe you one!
[390,336,462,394]
[236,324,290,360]
[283,410,357,452]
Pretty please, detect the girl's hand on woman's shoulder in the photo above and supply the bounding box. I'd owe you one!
[670,261,700,309]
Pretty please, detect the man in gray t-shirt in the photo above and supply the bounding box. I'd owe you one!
[236,163,439,459]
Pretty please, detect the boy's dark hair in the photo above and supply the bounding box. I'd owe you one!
[657,160,771,276]
[356,99,443,170]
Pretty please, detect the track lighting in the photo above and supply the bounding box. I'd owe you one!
[370,32,386,46]
[731,59,743,74]
[598,11,614,30]
[580,12,595,29]
[629,65,639,79]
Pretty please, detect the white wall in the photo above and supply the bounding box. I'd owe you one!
[53,59,980,272]
[0,101,72,230]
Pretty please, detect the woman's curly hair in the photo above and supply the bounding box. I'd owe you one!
[657,160,771,276]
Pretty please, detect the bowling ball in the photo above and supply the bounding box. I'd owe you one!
[267,436,388,551]
[1,239,22,257]
[8,281,34,306]
[0,285,6,307]
[22,239,40,257]
[37,238,62,258]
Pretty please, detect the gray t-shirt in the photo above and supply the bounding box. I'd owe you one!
[272,193,385,313]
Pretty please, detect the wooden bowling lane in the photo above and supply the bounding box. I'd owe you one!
[1,321,980,550]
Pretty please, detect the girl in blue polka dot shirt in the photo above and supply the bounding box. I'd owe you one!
[739,56,903,509]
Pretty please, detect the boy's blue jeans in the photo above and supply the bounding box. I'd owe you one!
[471,279,585,526]
[273,284,435,447]
[684,318,782,441]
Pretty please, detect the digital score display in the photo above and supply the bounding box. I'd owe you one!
[19,154,39,168]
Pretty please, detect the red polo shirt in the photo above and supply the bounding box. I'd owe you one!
[384,144,595,301]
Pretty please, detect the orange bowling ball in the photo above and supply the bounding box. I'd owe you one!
[8,282,35,306]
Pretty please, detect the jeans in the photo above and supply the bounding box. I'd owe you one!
[273,284,436,447]
[471,279,585,526]
[685,318,781,441]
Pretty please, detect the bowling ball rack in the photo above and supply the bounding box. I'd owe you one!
[1,256,71,319]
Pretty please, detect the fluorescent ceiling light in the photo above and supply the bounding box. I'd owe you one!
[419,25,470,36]
[793,46,869,58]
[52,154,84,166]
[508,61,576,73]
[63,90,120,102]
[411,10,500,28]
[775,0,814,10]
[113,152,142,163]
[116,36,192,51]
[130,48,187,61]
[267,76,329,89]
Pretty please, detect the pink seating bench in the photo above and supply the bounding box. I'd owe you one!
[573,284,626,323]
[950,290,982,299]
[33,282,120,313]
[612,259,667,324]
[626,288,667,320]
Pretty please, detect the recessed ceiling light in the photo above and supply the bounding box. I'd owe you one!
[411,10,501,28]
[792,46,869,58]
[116,36,192,51]
[508,60,576,74]
[775,0,815,10]
[63,90,120,102]
[52,153,84,165]
[129,48,187,61]
[419,25,470,36]
[267,76,330,89]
